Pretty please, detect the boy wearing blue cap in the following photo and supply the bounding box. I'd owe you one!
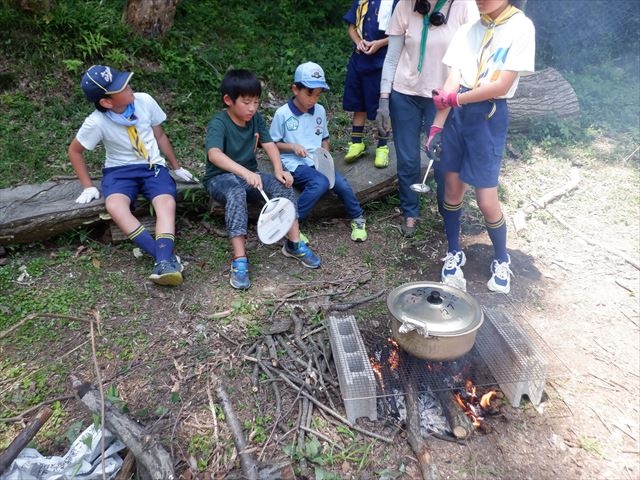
[69,65,197,286]
[270,62,367,242]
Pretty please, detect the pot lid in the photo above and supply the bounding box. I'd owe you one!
[387,282,483,337]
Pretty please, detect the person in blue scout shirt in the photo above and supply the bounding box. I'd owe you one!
[342,0,399,168]
[270,62,367,243]
[428,0,535,294]
[69,65,197,286]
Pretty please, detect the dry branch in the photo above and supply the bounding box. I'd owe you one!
[546,207,640,271]
[0,406,53,474]
[214,379,259,480]
[71,376,175,480]
[512,168,580,233]
[405,379,440,480]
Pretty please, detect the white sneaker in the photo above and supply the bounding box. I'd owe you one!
[487,255,513,293]
[441,251,467,291]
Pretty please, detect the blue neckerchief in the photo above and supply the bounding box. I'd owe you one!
[105,103,137,126]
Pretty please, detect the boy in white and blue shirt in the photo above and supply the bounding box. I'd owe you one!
[270,62,367,242]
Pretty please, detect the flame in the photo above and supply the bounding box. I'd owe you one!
[454,379,497,429]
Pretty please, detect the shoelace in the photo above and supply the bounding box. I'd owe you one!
[493,261,513,280]
[442,252,462,271]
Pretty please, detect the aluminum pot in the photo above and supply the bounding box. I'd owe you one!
[387,281,483,361]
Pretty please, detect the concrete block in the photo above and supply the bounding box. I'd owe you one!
[476,307,548,407]
[328,315,377,422]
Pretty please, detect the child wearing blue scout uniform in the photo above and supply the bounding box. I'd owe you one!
[203,69,321,290]
[428,0,535,294]
[270,62,367,243]
[342,0,398,168]
[69,65,196,286]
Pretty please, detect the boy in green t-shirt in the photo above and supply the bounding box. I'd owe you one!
[203,69,321,290]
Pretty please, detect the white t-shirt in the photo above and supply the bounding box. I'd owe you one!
[443,12,536,98]
[75,92,167,168]
[384,0,479,97]
[269,100,329,173]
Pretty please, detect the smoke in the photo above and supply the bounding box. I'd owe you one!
[526,0,640,75]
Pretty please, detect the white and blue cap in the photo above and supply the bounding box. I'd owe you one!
[294,62,329,90]
[81,65,133,102]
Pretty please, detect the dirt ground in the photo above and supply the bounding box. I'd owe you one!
[1,139,639,479]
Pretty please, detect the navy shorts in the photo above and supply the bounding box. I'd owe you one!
[101,164,177,204]
[439,99,508,188]
[342,54,383,120]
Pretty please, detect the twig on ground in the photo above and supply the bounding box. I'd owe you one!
[88,310,107,480]
[299,425,344,450]
[546,207,640,271]
[265,335,280,367]
[206,380,219,444]
[512,168,580,233]
[0,395,74,423]
[214,377,259,480]
[329,288,387,311]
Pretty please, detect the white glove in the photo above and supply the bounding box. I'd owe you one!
[75,186,100,204]
[173,167,198,182]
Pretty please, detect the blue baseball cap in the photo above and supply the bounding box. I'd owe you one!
[81,65,133,102]
[294,62,329,90]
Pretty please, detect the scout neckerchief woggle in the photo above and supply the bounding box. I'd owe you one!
[416,0,448,73]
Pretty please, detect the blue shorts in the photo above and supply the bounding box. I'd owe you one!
[439,99,508,188]
[101,164,177,204]
[342,54,383,120]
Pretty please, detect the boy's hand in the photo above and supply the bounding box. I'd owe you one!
[275,170,293,188]
[376,97,391,135]
[425,126,443,160]
[75,186,100,204]
[292,144,308,158]
[243,171,262,189]
[432,89,460,110]
[174,167,199,182]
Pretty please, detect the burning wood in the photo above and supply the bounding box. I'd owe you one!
[454,379,499,431]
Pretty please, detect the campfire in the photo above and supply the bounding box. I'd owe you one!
[369,337,501,439]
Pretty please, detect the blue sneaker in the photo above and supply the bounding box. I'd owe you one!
[230,257,250,289]
[149,254,184,286]
[487,254,512,294]
[281,240,321,269]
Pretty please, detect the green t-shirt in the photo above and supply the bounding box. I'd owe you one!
[203,110,273,186]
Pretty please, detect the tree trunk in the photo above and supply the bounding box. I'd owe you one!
[124,0,179,37]
[508,67,580,132]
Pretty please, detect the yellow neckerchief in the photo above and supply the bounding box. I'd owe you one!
[126,125,150,166]
[473,5,522,88]
[356,0,369,39]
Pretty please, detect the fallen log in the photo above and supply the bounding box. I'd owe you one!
[0,406,53,474]
[71,376,175,480]
[508,67,580,132]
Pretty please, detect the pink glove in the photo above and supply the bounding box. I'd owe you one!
[425,126,443,160]
[432,89,460,110]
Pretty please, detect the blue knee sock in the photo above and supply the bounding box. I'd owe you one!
[351,125,364,144]
[128,225,155,258]
[486,216,508,262]
[442,201,463,253]
[155,233,175,262]
[377,134,388,148]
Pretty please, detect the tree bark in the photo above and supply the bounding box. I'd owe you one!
[124,0,179,37]
[508,67,580,132]
[0,407,53,474]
